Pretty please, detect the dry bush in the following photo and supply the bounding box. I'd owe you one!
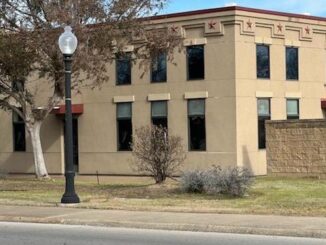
[131,126,186,184]
[180,166,254,197]
[180,170,206,193]
[0,169,8,180]
[205,166,253,197]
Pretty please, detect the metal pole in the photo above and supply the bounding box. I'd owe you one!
[61,54,80,204]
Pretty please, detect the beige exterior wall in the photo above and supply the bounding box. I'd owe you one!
[78,20,237,174]
[0,110,63,174]
[234,10,326,175]
[1,7,326,176]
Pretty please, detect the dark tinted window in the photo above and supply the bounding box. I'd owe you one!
[151,101,167,128]
[151,53,167,83]
[286,47,298,80]
[257,99,270,149]
[13,111,25,152]
[12,80,24,92]
[257,45,270,79]
[187,45,204,80]
[287,99,299,119]
[116,54,131,85]
[188,99,206,151]
[117,103,132,151]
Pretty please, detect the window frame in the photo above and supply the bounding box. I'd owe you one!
[286,47,299,81]
[186,45,205,81]
[187,99,206,151]
[256,44,270,79]
[12,80,25,92]
[257,98,271,150]
[151,100,168,128]
[116,102,133,151]
[116,53,132,86]
[12,110,26,152]
[286,99,300,120]
[151,53,167,83]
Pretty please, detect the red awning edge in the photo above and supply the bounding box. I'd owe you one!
[52,104,84,115]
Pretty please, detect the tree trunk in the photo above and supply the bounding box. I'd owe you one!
[28,121,49,179]
[155,171,165,184]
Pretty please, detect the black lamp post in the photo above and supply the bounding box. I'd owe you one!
[59,26,80,204]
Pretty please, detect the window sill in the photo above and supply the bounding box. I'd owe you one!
[151,81,167,84]
[257,78,270,80]
[187,78,205,81]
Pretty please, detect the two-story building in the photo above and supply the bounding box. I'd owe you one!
[1,6,326,176]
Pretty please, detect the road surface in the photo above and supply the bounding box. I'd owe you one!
[0,222,325,245]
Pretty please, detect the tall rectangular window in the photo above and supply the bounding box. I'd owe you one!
[287,99,299,119]
[151,53,167,83]
[117,103,132,151]
[13,111,26,152]
[256,45,270,79]
[257,98,270,149]
[187,45,204,80]
[188,99,206,151]
[286,47,299,80]
[151,101,168,128]
[116,53,131,85]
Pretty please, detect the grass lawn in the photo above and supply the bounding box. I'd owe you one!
[0,176,325,216]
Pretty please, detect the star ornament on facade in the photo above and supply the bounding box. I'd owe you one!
[277,23,283,33]
[305,26,310,34]
[208,20,217,30]
[170,25,179,34]
[246,19,253,29]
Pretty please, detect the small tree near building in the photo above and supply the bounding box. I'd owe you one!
[131,126,186,184]
[0,0,182,179]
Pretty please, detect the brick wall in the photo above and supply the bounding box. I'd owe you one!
[266,119,326,178]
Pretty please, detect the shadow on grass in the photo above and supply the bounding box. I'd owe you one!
[0,189,29,192]
[96,183,155,190]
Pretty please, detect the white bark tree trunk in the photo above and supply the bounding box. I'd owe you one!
[28,121,49,179]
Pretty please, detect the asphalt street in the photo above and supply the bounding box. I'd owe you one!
[0,222,325,245]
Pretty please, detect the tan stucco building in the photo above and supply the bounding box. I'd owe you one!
[1,6,326,176]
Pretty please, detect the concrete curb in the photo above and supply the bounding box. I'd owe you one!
[0,215,326,239]
[1,205,326,239]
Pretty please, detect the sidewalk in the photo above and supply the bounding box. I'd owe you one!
[0,205,325,238]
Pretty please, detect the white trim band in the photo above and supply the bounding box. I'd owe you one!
[285,92,302,98]
[184,91,208,99]
[148,93,171,101]
[256,91,273,98]
[113,95,135,103]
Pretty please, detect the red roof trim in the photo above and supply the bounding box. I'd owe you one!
[52,104,84,115]
[149,6,326,22]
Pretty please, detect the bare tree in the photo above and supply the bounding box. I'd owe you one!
[0,0,181,179]
[131,126,186,184]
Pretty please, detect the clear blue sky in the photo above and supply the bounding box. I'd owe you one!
[163,0,326,17]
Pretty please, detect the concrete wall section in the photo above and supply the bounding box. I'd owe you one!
[266,120,326,178]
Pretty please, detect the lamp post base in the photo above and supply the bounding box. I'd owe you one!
[61,193,80,204]
[61,172,80,204]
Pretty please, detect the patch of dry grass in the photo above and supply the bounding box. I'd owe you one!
[0,176,325,216]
